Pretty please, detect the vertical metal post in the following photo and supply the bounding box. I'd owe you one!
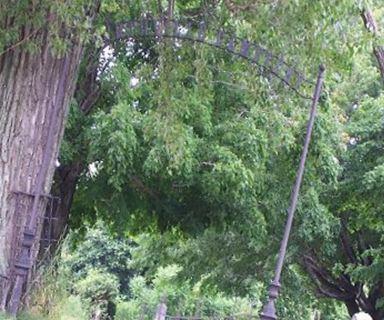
[154,298,167,320]
[260,64,325,320]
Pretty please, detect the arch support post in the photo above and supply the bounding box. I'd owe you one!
[154,297,167,320]
[260,64,325,320]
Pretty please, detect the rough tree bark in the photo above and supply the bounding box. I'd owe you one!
[0,37,82,314]
[39,44,102,257]
[0,4,99,313]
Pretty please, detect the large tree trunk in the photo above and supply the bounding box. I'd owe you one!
[38,44,102,258]
[0,26,83,314]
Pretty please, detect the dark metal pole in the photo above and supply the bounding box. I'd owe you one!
[260,64,325,320]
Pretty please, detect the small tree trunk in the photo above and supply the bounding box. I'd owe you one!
[361,9,384,83]
[54,163,82,237]
[373,46,384,82]
[313,310,321,320]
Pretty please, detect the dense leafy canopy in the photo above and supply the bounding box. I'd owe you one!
[59,0,384,318]
[2,0,384,319]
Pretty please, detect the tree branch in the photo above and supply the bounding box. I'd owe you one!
[302,253,355,301]
[358,233,372,267]
[361,9,384,83]
[340,219,358,264]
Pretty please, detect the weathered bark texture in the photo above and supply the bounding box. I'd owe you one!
[38,44,102,257]
[361,9,384,83]
[0,25,83,314]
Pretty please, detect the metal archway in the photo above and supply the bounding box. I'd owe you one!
[9,15,324,319]
[109,16,316,100]
[109,16,325,320]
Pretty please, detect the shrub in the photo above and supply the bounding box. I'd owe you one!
[116,264,255,319]
[50,295,88,320]
[63,223,133,296]
[74,269,119,320]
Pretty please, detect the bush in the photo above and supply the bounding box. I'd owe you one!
[115,301,145,320]
[17,254,89,320]
[116,264,255,319]
[74,269,119,320]
[50,295,88,320]
[63,223,133,296]
[0,312,13,320]
[2,295,88,320]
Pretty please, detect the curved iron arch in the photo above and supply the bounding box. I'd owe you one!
[109,16,315,100]
[109,15,326,320]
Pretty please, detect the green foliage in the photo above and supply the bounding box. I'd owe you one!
[74,269,119,320]
[325,92,384,294]
[89,102,138,191]
[0,0,101,56]
[18,0,382,318]
[17,294,88,320]
[127,228,348,319]
[74,269,120,303]
[115,264,257,319]
[50,295,88,320]
[12,260,90,320]
[63,223,133,295]
[70,21,346,317]
[0,312,13,319]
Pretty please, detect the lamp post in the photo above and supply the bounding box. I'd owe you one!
[260,65,325,320]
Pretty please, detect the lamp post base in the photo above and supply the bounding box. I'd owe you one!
[260,281,280,320]
[260,300,277,320]
[259,65,325,320]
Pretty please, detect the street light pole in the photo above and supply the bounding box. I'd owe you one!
[260,64,325,320]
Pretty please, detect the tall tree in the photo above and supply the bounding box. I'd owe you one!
[46,0,219,246]
[14,0,382,318]
[301,4,384,319]
[0,0,99,313]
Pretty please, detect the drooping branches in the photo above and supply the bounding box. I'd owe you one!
[302,223,384,319]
